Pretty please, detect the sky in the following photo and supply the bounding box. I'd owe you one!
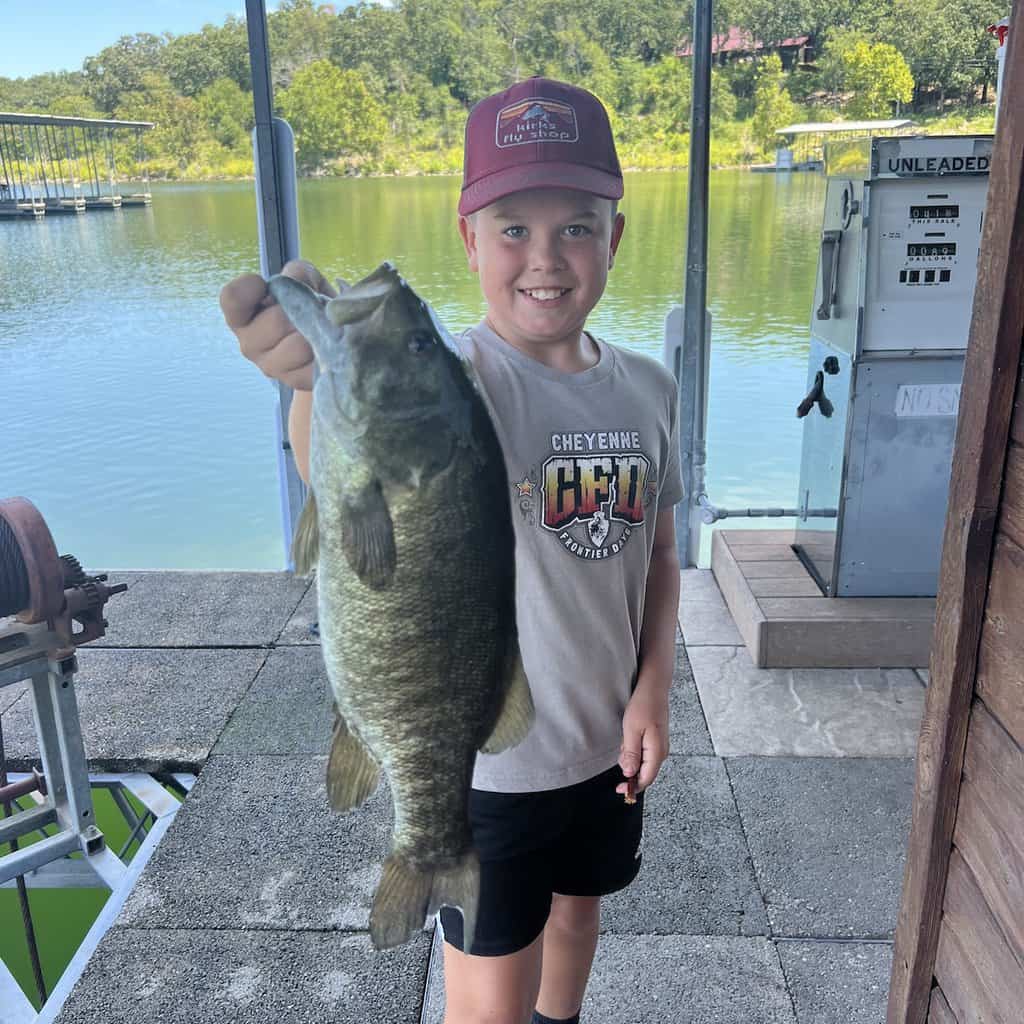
[1,1,291,79]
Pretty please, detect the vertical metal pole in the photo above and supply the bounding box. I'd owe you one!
[11,125,29,200]
[32,125,50,200]
[0,717,47,1005]
[676,0,714,567]
[86,127,101,197]
[685,0,712,396]
[105,129,117,200]
[245,0,308,569]
[0,124,13,198]
[45,125,61,198]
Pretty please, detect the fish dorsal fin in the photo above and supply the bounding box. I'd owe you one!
[326,263,401,326]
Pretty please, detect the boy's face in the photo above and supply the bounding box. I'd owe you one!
[458,187,625,354]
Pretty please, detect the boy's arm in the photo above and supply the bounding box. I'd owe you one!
[220,259,331,486]
[617,506,680,798]
[637,507,681,696]
[288,390,313,485]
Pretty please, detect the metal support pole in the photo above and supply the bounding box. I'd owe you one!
[675,0,714,568]
[245,0,308,569]
[32,125,50,200]
[44,124,61,197]
[0,124,13,198]
[10,124,29,199]
[0,717,47,1006]
[86,126,101,196]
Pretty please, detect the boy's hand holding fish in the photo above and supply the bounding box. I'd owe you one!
[219,259,330,392]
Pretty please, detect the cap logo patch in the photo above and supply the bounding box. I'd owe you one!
[495,97,579,148]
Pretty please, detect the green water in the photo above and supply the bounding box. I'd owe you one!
[0,170,825,570]
[0,785,164,1011]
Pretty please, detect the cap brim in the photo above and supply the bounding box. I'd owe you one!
[458,161,623,216]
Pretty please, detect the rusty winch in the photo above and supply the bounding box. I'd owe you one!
[0,496,127,1006]
[0,496,126,650]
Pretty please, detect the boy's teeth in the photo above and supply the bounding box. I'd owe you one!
[524,288,566,300]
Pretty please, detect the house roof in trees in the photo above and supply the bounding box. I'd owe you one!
[675,27,810,58]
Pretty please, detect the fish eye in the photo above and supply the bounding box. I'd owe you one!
[407,330,433,354]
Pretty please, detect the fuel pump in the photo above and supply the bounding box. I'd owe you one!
[794,135,992,596]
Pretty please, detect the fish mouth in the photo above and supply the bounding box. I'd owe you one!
[518,287,572,305]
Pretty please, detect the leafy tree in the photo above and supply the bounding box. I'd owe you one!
[277,60,387,170]
[268,0,338,90]
[751,53,798,150]
[197,78,253,151]
[48,94,104,119]
[840,40,914,117]
[0,71,89,114]
[115,72,204,172]
[585,0,687,62]
[83,34,167,115]
[879,0,1000,104]
[163,25,245,98]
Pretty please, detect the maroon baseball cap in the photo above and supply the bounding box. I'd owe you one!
[458,78,623,217]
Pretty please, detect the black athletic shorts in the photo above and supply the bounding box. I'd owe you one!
[438,763,645,957]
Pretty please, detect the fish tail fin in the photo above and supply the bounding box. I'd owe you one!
[291,493,319,576]
[429,850,480,953]
[369,851,479,952]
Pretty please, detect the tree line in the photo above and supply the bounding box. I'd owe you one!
[0,0,1004,178]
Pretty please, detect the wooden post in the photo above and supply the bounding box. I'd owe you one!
[887,5,1024,1021]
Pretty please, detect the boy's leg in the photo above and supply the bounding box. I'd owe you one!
[536,764,646,1022]
[534,893,601,1020]
[442,931,545,1024]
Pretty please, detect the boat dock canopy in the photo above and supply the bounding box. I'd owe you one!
[773,120,916,169]
[775,119,915,136]
[0,112,155,217]
[0,112,155,129]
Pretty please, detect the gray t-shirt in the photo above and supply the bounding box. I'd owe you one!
[459,321,684,793]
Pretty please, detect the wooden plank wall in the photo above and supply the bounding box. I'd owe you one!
[888,6,1024,1022]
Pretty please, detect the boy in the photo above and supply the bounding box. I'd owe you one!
[220,78,682,1024]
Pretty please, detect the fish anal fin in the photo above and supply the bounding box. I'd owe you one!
[480,646,534,754]
[291,493,319,575]
[341,481,396,589]
[327,713,380,811]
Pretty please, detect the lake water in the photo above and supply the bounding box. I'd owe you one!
[0,171,825,570]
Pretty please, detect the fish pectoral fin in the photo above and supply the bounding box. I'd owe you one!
[326,714,381,811]
[479,649,534,754]
[370,851,480,952]
[340,481,396,589]
[291,492,319,576]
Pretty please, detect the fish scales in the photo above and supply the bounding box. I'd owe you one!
[321,448,514,859]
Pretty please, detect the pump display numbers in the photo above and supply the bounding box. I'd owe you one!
[907,242,957,258]
[910,204,959,220]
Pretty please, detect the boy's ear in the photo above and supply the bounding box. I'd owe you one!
[608,211,626,270]
[457,215,480,273]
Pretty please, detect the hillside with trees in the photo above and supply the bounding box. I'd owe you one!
[0,0,1005,178]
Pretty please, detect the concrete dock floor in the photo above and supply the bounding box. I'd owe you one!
[0,566,923,1023]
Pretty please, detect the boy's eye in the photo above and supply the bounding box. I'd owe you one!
[502,225,527,239]
[564,225,591,238]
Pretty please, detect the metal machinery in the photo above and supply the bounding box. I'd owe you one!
[794,135,993,597]
[0,498,191,1021]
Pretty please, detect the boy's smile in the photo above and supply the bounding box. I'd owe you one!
[458,188,626,371]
